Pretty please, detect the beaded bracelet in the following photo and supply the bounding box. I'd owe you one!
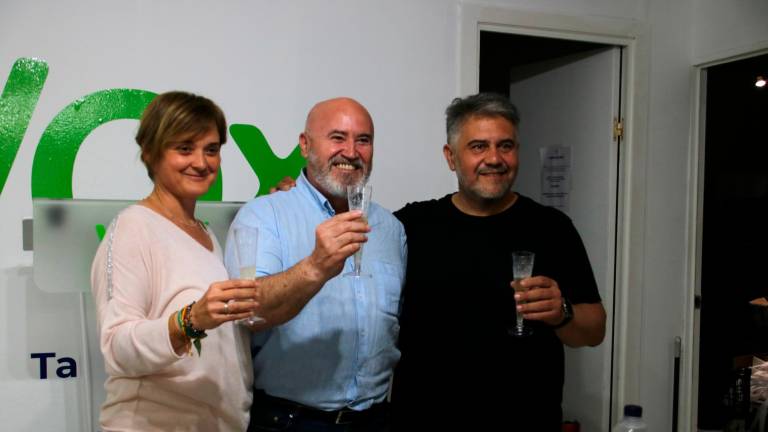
[177,301,207,356]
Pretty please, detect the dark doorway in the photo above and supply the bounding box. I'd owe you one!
[698,53,768,430]
[480,32,606,96]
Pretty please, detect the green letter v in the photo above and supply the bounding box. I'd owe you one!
[0,58,48,196]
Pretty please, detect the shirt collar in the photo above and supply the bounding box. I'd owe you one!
[297,170,336,216]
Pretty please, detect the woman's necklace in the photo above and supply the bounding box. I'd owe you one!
[147,193,203,230]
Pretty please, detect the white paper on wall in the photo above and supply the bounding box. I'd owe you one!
[539,146,571,213]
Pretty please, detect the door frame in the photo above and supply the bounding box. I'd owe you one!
[458,2,651,429]
[686,44,768,430]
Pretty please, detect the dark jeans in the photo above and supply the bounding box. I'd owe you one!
[248,391,390,432]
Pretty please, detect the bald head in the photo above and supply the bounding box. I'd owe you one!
[304,97,374,136]
[299,97,374,202]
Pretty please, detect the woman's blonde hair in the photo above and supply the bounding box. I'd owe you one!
[136,91,227,180]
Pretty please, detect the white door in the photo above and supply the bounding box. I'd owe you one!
[509,46,622,431]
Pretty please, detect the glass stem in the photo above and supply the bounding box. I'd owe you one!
[353,249,362,275]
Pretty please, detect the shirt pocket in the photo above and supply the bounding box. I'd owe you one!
[371,260,404,317]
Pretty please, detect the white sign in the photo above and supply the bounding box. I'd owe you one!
[539,146,572,212]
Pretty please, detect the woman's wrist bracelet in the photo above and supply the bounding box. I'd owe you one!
[177,301,207,355]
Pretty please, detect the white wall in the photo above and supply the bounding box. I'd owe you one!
[692,0,768,63]
[3,0,768,431]
[476,0,648,20]
[640,0,694,428]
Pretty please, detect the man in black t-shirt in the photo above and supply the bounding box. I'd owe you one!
[390,93,606,431]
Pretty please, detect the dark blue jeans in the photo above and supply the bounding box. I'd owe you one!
[248,392,390,432]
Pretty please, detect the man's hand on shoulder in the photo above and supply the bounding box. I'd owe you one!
[269,176,297,193]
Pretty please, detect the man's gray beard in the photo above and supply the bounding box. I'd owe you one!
[308,153,371,198]
[456,172,512,201]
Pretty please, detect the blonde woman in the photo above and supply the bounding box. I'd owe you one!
[91,91,259,431]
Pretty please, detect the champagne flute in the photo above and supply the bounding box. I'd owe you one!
[509,250,535,337]
[232,226,263,325]
[343,184,372,278]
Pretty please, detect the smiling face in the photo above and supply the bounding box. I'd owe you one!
[299,98,373,199]
[150,126,222,200]
[444,115,519,203]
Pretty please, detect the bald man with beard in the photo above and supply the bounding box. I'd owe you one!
[225,98,406,432]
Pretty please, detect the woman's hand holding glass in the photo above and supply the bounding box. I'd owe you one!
[189,279,262,329]
[230,226,264,325]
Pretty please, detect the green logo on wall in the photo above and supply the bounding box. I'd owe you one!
[0,57,306,199]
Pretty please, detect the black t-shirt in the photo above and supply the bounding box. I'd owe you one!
[391,194,600,430]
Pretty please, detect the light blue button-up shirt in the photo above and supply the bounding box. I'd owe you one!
[224,172,406,411]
